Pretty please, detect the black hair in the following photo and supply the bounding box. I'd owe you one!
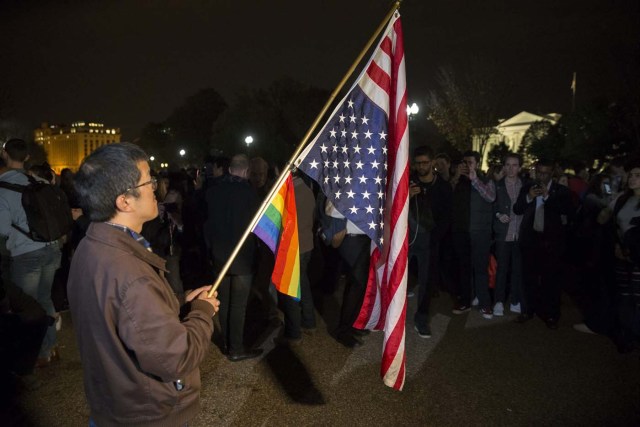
[462,150,481,163]
[213,156,231,171]
[413,145,434,159]
[536,158,554,168]
[29,164,54,183]
[586,173,608,198]
[3,138,29,162]
[74,142,148,222]
[434,152,450,162]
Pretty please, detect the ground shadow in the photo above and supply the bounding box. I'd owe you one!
[264,346,325,405]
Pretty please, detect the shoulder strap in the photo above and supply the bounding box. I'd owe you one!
[0,181,26,193]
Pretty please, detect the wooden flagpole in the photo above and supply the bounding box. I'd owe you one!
[208,0,402,297]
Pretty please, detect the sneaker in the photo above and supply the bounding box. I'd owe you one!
[509,303,521,314]
[414,324,432,338]
[573,323,595,335]
[471,297,479,307]
[480,307,493,319]
[452,303,471,314]
[493,302,504,316]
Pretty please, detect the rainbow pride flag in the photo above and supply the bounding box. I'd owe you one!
[252,173,300,299]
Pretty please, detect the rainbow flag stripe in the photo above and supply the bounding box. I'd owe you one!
[252,173,300,300]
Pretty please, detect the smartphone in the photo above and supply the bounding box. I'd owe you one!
[603,182,612,195]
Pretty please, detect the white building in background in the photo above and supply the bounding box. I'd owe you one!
[473,111,561,169]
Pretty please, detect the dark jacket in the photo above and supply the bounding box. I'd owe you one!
[430,173,453,241]
[68,222,215,427]
[409,173,435,235]
[513,182,574,252]
[452,174,493,233]
[205,174,258,275]
[493,177,524,241]
[409,173,452,240]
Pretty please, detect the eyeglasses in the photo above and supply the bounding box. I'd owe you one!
[125,177,158,194]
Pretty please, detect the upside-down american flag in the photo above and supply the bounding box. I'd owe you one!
[296,12,409,390]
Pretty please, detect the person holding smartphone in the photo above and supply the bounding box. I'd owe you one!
[513,159,574,329]
[408,146,452,338]
[450,151,496,319]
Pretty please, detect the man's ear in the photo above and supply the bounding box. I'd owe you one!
[114,194,133,213]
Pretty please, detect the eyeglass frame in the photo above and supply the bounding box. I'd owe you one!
[124,177,158,194]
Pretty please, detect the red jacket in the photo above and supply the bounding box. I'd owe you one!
[68,222,214,427]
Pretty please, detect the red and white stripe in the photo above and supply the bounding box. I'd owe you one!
[352,13,409,391]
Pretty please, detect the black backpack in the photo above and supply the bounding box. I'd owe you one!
[0,174,73,242]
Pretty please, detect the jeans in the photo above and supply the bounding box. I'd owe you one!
[410,232,431,328]
[217,274,252,354]
[494,240,523,305]
[11,243,61,358]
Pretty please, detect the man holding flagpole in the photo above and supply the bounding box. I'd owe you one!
[68,143,220,426]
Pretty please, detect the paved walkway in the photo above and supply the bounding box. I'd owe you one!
[6,288,640,426]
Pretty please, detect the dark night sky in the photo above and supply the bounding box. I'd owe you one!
[1,0,638,140]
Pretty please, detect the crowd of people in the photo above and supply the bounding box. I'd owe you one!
[0,138,638,425]
[407,147,640,352]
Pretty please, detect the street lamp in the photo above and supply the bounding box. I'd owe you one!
[149,156,155,161]
[244,136,253,147]
[179,149,186,157]
[406,102,419,119]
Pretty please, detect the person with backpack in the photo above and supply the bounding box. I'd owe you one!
[0,139,66,367]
